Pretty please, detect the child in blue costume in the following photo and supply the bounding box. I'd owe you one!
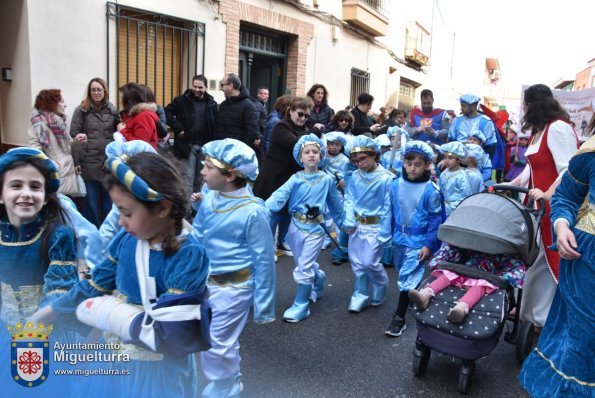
[0,148,82,397]
[193,138,276,397]
[343,136,394,313]
[381,126,409,178]
[462,129,492,181]
[31,152,210,398]
[464,143,487,194]
[438,141,472,216]
[266,134,344,322]
[384,141,443,337]
[519,132,595,397]
[321,131,350,252]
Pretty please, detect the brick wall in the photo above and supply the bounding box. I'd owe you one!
[219,1,314,96]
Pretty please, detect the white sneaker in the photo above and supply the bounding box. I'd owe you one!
[277,242,293,256]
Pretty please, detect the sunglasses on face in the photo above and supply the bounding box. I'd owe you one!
[296,111,310,119]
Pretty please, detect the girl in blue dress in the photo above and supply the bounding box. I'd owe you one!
[438,141,472,216]
[31,151,210,398]
[0,148,80,396]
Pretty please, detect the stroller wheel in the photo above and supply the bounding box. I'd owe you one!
[412,338,431,377]
[458,360,474,394]
[516,321,536,365]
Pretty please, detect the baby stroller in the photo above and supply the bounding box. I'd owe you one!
[410,185,545,394]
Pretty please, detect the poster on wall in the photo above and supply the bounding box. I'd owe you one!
[520,85,595,142]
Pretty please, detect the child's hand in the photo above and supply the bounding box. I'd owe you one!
[337,179,345,189]
[117,122,126,132]
[191,192,204,202]
[418,247,431,262]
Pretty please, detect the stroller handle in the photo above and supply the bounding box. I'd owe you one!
[489,184,546,222]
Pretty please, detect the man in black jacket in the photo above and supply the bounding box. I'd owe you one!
[215,73,261,158]
[165,74,217,196]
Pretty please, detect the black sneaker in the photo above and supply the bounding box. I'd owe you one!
[384,315,406,337]
[277,242,293,257]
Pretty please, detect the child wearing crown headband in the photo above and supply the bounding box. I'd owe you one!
[343,135,394,313]
[438,141,472,216]
[266,134,343,322]
[192,138,276,397]
[384,140,444,337]
[31,152,210,398]
[0,148,84,394]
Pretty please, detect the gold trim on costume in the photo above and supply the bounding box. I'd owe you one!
[567,170,588,186]
[350,146,376,155]
[88,279,113,294]
[575,203,595,235]
[211,193,257,213]
[205,156,247,179]
[49,260,76,267]
[574,134,595,156]
[0,224,45,246]
[208,267,253,286]
[167,288,185,294]
[293,211,324,225]
[534,347,595,387]
[296,172,324,186]
[220,192,252,199]
[107,254,117,263]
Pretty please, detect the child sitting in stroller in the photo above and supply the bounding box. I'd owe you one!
[408,243,526,323]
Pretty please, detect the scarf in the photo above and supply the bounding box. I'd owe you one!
[31,109,69,150]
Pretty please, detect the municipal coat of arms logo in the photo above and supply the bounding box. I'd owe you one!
[7,321,53,387]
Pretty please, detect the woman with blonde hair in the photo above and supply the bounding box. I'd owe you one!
[70,77,120,226]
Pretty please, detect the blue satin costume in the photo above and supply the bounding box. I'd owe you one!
[519,137,595,397]
[193,187,276,395]
[50,230,209,398]
[391,179,443,291]
[0,216,81,397]
[438,168,472,216]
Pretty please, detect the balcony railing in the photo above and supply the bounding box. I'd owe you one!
[342,0,390,37]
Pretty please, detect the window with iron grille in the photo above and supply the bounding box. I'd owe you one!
[107,2,205,107]
[350,68,370,107]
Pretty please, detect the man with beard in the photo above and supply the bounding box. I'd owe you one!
[215,73,261,159]
[407,89,450,145]
[165,74,218,196]
[448,94,497,159]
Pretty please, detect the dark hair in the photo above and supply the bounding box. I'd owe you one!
[0,158,73,266]
[273,95,294,116]
[331,110,354,131]
[82,78,109,111]
[119,83,146,111]
[104,153,188,256]
[289,96,313,112]
[521,84,570,135]
[257,86,269,93]
[207,162,248,188]
[307,84,329,105]
[225,73,242,90]
[404,151,429,163]
[420,89,434,99]
[357,93,374,106]
[192,75,208,85]
[34,89,62,113]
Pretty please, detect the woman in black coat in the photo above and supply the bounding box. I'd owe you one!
[253,96,314,254]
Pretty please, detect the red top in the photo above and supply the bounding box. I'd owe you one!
[121,110,159,149]
[526,121,578,282]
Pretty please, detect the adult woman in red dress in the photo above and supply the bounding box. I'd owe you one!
[509,84,579,330]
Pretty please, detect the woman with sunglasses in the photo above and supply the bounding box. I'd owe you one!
[329,110,355,134]
[254,97,316,257]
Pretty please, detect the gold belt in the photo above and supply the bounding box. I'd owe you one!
[293,211,324,225]
[575,205,595,235]
[355,214,380,225]
[208,267,253,286]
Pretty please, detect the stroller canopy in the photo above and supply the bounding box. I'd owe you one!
[437,192,539,265]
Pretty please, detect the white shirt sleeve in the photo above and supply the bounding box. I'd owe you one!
[547,120,578,181]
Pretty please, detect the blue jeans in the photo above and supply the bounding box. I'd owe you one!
[82,180,112,228]
[269,211,291,244]
[179,145,204,197]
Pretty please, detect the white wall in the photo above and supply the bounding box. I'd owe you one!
[0,0,32,146]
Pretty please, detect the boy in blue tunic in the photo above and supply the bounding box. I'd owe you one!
[381,126,409,178]
[385,141,444,337]
[438,141,472,216]
[266,134,343,322]
[343,136,395,313]
[193,138,276,397]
